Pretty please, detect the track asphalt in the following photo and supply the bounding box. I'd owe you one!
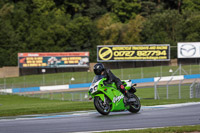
[0,102,200,133]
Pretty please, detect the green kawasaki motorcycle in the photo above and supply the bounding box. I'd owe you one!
[88,75,141,115]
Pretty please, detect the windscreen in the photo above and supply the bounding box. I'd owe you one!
[92,75,104,85]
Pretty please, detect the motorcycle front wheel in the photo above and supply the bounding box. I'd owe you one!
[94,96,111,115]
[127,94,141,113]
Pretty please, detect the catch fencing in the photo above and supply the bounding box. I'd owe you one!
[0,64,200,101]
[1,80,200,101]
[154,79,200,99]
[24,91,89,101]
[0,64,200,89]
[190,80,200,99]
[13,79,200,101]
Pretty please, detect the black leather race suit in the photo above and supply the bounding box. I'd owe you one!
[102,69,126,94]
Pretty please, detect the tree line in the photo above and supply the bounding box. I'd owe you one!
[0,0,200,66]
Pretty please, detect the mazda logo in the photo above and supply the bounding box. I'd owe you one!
[180,44,196,57]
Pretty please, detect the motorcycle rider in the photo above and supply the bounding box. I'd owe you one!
[93,63,134,103]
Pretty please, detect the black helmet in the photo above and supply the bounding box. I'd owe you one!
[93,63,105,75]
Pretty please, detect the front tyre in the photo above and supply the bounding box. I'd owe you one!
[127,94,141,113]
[94,96,110,115]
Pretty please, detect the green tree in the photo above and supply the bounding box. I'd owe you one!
[67,16,100,61]
[96,13,122,45]
[110,0,141,22]
[32,0,55,14]
[62,0,87,17]
[121,15,145,44]
[97,14,145,45]
[140,0,165,17]
[83,0,107,19]
[0,3,21,66]
[181,11,200,42]
[141,10,184,58]
[181,0,200,12]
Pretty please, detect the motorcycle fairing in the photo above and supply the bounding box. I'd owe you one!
[95,78,129,111]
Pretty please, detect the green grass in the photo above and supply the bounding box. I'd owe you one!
[0,94,200,117]
[0,94,94,117]
[101,125,200,133]
[28,91,88,101]
[0,64,200,88]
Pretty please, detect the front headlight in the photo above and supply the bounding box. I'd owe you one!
[90,85,98,94]
[93,85,97,91]
[89,88,93,93]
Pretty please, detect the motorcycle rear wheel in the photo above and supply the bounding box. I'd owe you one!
[127,94,141,113]
[94,96,111,115]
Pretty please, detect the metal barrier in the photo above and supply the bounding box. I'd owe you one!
[190,80,200,98]
[154,78,200,99]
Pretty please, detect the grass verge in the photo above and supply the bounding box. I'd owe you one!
[0,94,93,117]
[0,94,199,117]
[101,125,200,133]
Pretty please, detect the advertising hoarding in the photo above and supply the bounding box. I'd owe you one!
[18,52,89,68]
[178,42,200,58]
[97,45,170,62]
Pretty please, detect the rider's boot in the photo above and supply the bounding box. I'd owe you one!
[124,91,135,103]
[120,85,135,104]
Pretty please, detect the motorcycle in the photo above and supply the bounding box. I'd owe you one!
[88,75,141,115]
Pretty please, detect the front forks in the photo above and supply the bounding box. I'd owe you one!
[103,95,107,106]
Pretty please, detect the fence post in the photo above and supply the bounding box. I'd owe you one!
[61,92,64,101]
[179,79,184,99]
[80,93,82,101]
[40,93,44,99]
[190,79,197,99]
[62,73,65,85]
[121,68,123,80]
[154,77,161,100]
[199,62,200,73]
[166,77,173,99]
[190,85,193,99]
[141,67,143,79]
[71,93,74,101]
[154,83,157,100]
[23,76,25,88]
[43,73,45,86]
[4,77,6,89]
[197,83,200,98]
[195,83,198,98]
[50,92,53,100]
[87,71,89,83]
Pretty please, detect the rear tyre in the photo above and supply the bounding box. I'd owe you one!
[127,94,141,113]
[94,96,111,115]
